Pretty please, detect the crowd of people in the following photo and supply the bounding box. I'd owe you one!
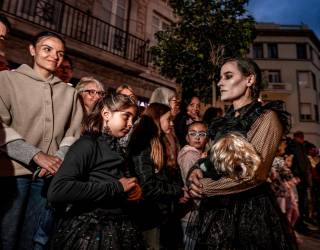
[0,15,320,250]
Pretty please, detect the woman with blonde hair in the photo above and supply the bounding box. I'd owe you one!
[76,76,105,114]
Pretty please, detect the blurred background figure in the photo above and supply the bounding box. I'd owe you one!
[55,55,73,85]
[0,14,11,71]
[76,76,105,115]
[287,131,313,233]
[202,107,223,126]
[116,84,137,102]
[174,95,201,147]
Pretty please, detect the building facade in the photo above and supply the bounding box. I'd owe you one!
[0,0,177,105]
[249,23,320,146]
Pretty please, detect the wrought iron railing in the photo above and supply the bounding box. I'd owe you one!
[0,0,150,66]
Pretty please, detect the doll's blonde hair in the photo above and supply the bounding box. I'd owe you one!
[210,132,261,179]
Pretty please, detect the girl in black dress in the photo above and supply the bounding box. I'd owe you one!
[47,94,145,249]
[187,58,296,249]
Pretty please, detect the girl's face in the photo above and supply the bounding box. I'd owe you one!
[103,106,137,138]
[29,36,65,78]
[187,97,200,119]
[218,61,253,102]
[160,111,172,134]
[80,82,105,112]
[186,123,207,150]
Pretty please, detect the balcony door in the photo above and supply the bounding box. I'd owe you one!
[19,0,63,30]
[100,0,128,55]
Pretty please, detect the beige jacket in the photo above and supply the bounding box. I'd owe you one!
[0,64,83,176]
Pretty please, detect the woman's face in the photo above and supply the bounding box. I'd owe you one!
[29,37,64,77]
[80,82,105,112]
[187,97,200,119]
[160,111,172,134]
[103,106,136,138]
[218,61,253,102]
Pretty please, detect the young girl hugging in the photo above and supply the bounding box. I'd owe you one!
[47,94,145,250]
[128,103,187,250]
[177,121,208,247]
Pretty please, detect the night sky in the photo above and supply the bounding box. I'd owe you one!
[247,0,320,38]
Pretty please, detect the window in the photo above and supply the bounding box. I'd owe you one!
[267,43,278,58]
[300,103,312,121]
[310,46,313,61]
[100,0,128,53]
[298,72,310,88]
[312,72,316,90]
[297,43,307,59]
[268,70,281,83]
[315,105,319,122]
[151,14,170,45]
[102,0,127,30]
[253,43,263,58]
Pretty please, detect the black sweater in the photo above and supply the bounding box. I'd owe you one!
[47,133,127,211]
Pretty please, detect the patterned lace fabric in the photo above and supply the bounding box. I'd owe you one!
[184,100,297,250]
[186,185,297,250]
[51,208,146,250]
[200,101,288,196]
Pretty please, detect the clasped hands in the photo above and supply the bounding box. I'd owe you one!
[33,151,62,177]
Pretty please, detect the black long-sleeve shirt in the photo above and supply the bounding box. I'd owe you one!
[48,133,126,209]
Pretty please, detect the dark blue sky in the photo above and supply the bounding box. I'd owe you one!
[247,0,320,38]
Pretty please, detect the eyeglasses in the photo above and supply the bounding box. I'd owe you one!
[188,131,207,138]
[82,89,105,97]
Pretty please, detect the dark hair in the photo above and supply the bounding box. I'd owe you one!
[203,107,222,125]
[82,94,137,134]
[129,103,171,170]
[179,95,200,115]
[63,54,73,69]
[31,31,66,48]
[222,57,262,99]
[187,121,207,131]
[0,14,11,32]
[304,141,316,153]
[293,131,304,138]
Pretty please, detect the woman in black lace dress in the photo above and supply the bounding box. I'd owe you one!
[187,58,297,249]
[47,94,145,249]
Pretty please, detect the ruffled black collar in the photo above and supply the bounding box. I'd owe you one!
[208,100,290,141]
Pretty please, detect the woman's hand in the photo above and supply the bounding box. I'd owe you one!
[33,151,62,176]
[188,169,204,198]
[119,177,138,192]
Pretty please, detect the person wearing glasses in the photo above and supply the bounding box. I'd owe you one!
[177,121,208,249]
[76,76,105,115]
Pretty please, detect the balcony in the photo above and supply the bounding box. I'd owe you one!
[0,0,150,67]
[263,82,293,94]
